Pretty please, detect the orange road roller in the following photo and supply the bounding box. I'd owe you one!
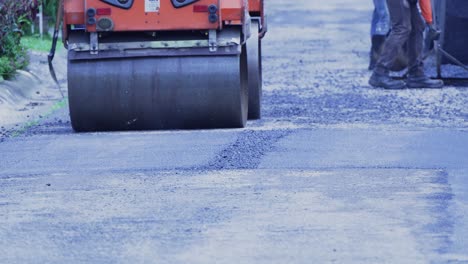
[55,0,266,131]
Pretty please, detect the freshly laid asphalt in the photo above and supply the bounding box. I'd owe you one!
[1,0,468,263]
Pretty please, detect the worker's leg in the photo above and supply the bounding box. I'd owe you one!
[407,4,425,77]
[369,0,390,70]
[405,2,444,88]
[372,0,390,36]
[369,0,411,89]
[375,0,411,75]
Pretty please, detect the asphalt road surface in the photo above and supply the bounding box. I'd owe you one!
[1,0,468,263]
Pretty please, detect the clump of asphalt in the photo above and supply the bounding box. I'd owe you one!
[203,129,291,170]
[23,119,72,137]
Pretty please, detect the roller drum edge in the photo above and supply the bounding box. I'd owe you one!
[68,53,248,132]
[246,20,263,120]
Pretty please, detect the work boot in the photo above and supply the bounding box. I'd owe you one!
[406,75,444,88]
[369,71,406,90]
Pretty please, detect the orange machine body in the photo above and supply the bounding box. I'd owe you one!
[63,0,263,33]
[248,0,263,15]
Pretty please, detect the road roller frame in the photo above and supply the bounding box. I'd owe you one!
[57,0,267,131]
[431,0,468,79]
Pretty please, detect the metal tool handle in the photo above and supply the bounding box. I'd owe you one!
[48,0,65,97]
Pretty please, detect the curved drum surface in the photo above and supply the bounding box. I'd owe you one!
[246,20,263,120]
[68,53,248,131]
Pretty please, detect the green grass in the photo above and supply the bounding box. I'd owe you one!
[21,35,59,52]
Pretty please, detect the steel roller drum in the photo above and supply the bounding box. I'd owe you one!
[68,51,248,131]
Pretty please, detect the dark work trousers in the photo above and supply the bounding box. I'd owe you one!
[375,0,425,76]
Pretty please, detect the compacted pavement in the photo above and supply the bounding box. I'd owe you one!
[1,0,468,263]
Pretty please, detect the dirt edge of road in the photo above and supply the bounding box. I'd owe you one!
[0,50,67,141]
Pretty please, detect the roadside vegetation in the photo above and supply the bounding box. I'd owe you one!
[21,35,55,52]
[0,0,56,81]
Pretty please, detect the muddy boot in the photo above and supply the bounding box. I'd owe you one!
[369,71,406,90]
[406,75,444,88]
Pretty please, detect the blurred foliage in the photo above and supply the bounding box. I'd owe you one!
[41,0,57,24]
[21,35,57,52]
[0,0,40,79]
